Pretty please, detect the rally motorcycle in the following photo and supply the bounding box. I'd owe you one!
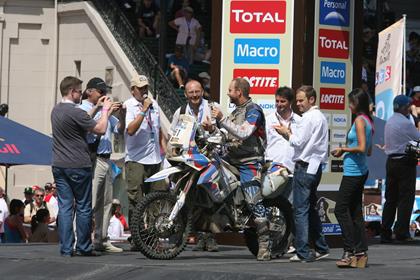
[130,115,294,260]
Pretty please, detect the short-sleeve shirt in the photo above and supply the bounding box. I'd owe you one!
[124,97,162,164]
[137,3,159,28]
[167,54,190,74]
[51,102,96,168]
[174,17,201,46]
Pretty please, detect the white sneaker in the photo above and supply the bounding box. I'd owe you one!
[315,251,329,260]
[287,246,296,254]
[289,254,314,263]
[103,242,123,253]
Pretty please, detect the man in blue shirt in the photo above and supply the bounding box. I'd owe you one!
[167,45,190,89]
[79,77,125,253]
[381,95,420,243]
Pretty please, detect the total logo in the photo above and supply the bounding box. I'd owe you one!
[230,1,286,34]
[319,0,350,27]
[234,38,280,64]
[332,114,348,127]
[320,88,345,110]
[318,29,349,59]
[233,69,279,94]
[375,65,391,86]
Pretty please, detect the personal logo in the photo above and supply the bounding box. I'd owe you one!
[230,1,287,34]
[320,61,346,84]
[320,88,345,110]
[233,69,279,94]
[319,0,350,27]
[234,38,280,64]
[318,29,349,59]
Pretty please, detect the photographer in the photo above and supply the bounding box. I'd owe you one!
[0,103,8,117]
[79,77,125,253]
[381,95,420,243]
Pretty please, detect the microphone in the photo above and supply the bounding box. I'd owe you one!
[143,94,153,110]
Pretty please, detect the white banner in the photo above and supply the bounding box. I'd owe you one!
[375,18,405,121]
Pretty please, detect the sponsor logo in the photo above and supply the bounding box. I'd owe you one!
[322,223,342,235]
[332,113,347,127]
[331,129,347,142]
[233,69,279,94]
[230,1,286,34]
[0,142,21,154]
[320,88,345,110]
[318,29,349,59]
[320,61,346,84]
[331,160,344,172]
[234,39,280,64]
[375,65,392,86]
[319,0,350,27]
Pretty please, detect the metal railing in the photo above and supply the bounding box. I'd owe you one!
[60,0,183,120]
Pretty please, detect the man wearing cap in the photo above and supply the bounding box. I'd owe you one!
[124,74,166,235]
[79,77,126,253]
[51,76,114,257]
[22,187,34,206]
[381,95,420,243]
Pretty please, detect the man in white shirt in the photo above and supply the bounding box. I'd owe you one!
[124,74,166,230]
[0,187,9,243]
[276,85,329,262]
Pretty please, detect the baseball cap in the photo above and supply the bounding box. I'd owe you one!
[86,77,112,94]
[393,95,412,108]
[24,187,34,195]
[112,198,121,205]
[198,72,211,80]
[130,74,149,88]
[413,86,420,92]
[183,6,193,13]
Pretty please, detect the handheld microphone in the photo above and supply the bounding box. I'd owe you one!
[143,94,153,110]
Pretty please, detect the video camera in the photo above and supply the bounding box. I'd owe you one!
[405,139,420,159]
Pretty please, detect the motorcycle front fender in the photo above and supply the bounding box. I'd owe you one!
[145,166,185,182]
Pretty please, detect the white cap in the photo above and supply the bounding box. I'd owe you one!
[112,198,121,205]
[413,86,420,92]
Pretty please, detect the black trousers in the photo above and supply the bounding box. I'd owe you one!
[334,173,368,253]
[381,156,417,239]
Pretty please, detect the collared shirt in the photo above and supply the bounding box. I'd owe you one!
[124,97,162,164]
[384,112,420,155]
[289,106,329,174]
[0,197,9,234]
[78,100,120,154]
[265,111,301,173]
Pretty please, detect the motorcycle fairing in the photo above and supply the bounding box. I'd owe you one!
[144,166,184,182]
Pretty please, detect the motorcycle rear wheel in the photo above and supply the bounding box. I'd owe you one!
[244,198,293,258]
[131,192,192,259]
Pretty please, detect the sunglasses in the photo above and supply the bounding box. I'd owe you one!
[35,194,44,198]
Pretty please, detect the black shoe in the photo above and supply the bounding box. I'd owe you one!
[75,250,102,257]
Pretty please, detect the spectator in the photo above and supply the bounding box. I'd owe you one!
[167,45,190,89]
[169,6,202,65]
[275,86,330,262]
[124,74,167,243]
[410,86,420,120]
[3,199,27,243]
[44,182,58,223]
[137,0,160,38]
[79,77,125,253]
[22,187,34,206]
[332,89,373,268]
[381,95,420,243]
[108,199,125,239]
[24,188,50,224]
[51,76,113,257]
[0,187,8,243]
[198,72,210,94]
[29,208,50,243]
[407,32,420,89]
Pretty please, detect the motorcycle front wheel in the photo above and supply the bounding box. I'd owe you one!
[131,192,192,260]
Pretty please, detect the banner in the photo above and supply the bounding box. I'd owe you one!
[375,18,405,121]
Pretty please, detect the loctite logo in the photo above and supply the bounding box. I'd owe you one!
[233,69,279,94]
[230,1,286,34]
[318,29,349,59]
[320,88,345,110]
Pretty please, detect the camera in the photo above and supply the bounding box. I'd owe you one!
[0,103,8,117]
[405,139,420,159]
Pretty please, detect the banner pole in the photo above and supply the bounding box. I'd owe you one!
[403,14,407,95]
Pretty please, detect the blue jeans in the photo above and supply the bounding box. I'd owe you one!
[52,167,93,256]
[293,162,329,260]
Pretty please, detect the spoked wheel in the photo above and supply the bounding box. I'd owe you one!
[244,198,293,258]
[131,192,192,259]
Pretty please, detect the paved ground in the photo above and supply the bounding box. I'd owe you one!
[0,238,419,280]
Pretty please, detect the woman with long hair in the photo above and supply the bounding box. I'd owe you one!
[332,88,374,268]
[4,199,27,243]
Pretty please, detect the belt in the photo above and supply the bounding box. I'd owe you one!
[388,153,406,159]
[97,153,111,159]
[296,160,309,167]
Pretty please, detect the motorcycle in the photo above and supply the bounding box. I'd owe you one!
[130,115,294,260]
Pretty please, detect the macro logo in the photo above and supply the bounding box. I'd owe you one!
[234,39,280,64]
[320,87,345,110]
[320,61,346,84]
[230,1,286,34]
[318,29,349,59]
[233,69,279,94]
[319,0,350,27]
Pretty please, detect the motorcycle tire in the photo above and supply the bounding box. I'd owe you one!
[131,192,192,260]
[243,198,293,258]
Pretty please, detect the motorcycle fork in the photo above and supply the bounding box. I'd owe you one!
[168,170,198,223]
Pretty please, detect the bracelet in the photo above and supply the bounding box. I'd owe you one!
[139,111,146,117]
